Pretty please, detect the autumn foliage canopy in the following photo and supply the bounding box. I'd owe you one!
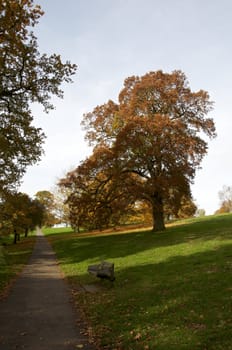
[61,70,216,231]
[0,0,77,194]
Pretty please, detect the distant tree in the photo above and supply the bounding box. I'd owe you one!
[164,194,197,220]
[0,192,44,243]
[0,0,77,194]
[195,208,206,217]
[177,196,197,218]
[35,190,57,227]
[78,70,216,231]
[51,186,70,226]
[123,200,153,226]
[216,185,232,213]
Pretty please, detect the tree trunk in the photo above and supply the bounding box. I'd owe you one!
[74,222,80,233]
[151,192,165,232]
[13,232,17,244]
[25,227,28,238]
[13,229,18,244]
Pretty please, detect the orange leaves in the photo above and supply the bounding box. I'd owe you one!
[69,70,216,231]
[130,329,143,342]
[82,100,120,147]
[60,145,138,231]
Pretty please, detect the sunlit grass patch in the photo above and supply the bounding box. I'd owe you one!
[43,226,73,235]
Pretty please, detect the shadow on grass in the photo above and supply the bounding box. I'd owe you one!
[49,214,232,265]
[77,242,232,349]
[46,216,232,348]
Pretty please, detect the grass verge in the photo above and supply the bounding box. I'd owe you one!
[45,214,232,350]
[0,234,36,299]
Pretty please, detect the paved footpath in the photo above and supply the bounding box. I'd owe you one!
[0,229,95,350]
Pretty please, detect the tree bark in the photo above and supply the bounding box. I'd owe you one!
[151,192,165,232]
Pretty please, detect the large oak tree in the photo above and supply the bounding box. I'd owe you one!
[64,70,216,231]
[0,0,77,193]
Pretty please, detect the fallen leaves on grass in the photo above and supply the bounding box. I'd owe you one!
[134,332,142,340]
[187,322,206,331]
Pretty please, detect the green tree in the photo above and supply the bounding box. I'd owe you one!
[0,0,77,194]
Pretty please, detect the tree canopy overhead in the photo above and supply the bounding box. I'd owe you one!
[62,70,216,231]
[0,0,77,194]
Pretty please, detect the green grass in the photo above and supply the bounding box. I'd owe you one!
[43,226,73,235]
[0,234,36,298]
[45,214,232,349]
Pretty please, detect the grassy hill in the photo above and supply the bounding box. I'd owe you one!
[13,215,232,348]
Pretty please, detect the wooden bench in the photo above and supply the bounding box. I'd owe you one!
[88,261,115,281]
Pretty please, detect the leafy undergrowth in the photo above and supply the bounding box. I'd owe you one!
[0,235,36,299]
[45,214,232,349]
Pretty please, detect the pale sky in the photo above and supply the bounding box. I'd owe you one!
[20,0,232,215]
